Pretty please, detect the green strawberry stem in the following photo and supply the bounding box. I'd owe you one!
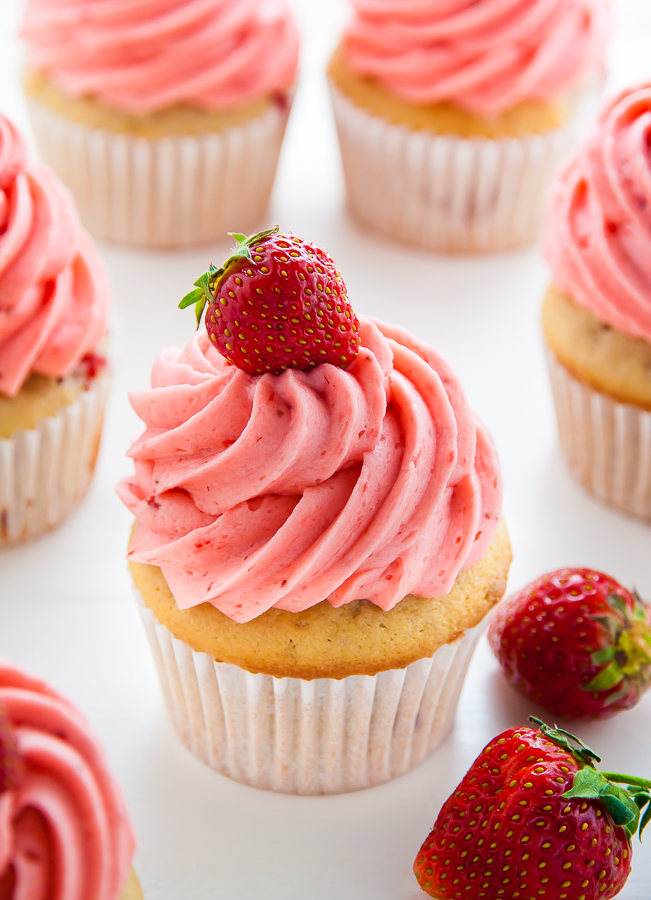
[530,717,651,840]
[179,226,280,328]
[600,774,651,789]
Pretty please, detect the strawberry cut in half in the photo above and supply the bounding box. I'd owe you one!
[414,718,651,900]
[179,226,360,375]
[488,568,651,720]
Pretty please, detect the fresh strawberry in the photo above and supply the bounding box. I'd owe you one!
[414,718,651,900]
[179,226,360,375]
[0,707,23,794]
[488,568,651,720]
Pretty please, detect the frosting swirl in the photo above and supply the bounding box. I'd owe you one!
[0,660,135,900]
[544,84,651,344]
[118,317,502,624]
[343,0,609,117]
[22,0,300,115]
[0,115,108,398]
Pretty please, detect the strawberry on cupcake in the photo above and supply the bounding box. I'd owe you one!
[118,227,511,795]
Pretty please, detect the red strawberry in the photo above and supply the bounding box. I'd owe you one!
[180,226,360,375]
[488,568,651,720]
[0,707,23,794]
[414,718,651,900]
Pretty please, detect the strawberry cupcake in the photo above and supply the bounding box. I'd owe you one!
[328,0,609,252]
[21,0,299,248]
[543,84,651,521]
[0,659,140,899]
[0,114,109,547]
[118,228,511,795]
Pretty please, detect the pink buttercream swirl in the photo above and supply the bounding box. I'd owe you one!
[343,0,609,117]
[22,0,300,115]
[0,115,108,398]
[544,84,651,344]
[0,660,135,900]
[118,317,502,624]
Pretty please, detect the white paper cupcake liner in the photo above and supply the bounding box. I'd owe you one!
[330,85,585,252]
[26,97,290,248]
[0,374,109,546]
[547,350,651,521]
[138,599,485,794]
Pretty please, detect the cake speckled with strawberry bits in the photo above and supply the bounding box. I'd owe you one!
[0,113,109,546]
[543,83,651,520]
[329,0,609,252]
[21,0,300,248]
[119,228,511,794]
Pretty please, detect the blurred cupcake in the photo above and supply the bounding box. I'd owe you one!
[117,228,511,795]
[543,84,651,522]
[329,0,608,252]
[0,659,140,898]
[0,114,109,547]
[21,0,299,248]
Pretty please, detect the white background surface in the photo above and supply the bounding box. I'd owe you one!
[1,1,651,898]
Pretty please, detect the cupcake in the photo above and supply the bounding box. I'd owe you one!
[117,228,511,794]
[0,114,109,547]
[0,659,140,899]
[543,84,651,522]
[328,0,608,252]
[21,0,299,249]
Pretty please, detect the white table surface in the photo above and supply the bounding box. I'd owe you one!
[1,1,650,898]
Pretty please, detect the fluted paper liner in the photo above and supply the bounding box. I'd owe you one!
[330,85,585,252]
[138,599,485,794]
[26,98,290,248]
[0,374,108,546]
[547,350,651,521]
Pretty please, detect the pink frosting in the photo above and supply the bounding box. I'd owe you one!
[118,317,502,624]
[0,115,108,398]
[0,660,135,900]
[544,84,651,344]
[22,0,300,116]
[343,0,609,117]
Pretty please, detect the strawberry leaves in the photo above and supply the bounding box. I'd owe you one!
[563,768,642,837]
[530,716,601,767]
[179,227,280,328]
[584,591,651,698]
[179,267,218,327]
[529,717,651,840]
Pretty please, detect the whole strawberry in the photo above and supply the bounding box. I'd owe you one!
[488,568,651,720]
[0,707,23,794]
[180,226,360,375]
[414,718,651,900]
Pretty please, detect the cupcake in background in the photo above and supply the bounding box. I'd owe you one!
[117,228,511,795]
[329,0,609,253]
[0,659,140,898]
[543,84,651,522]
[21,0,299,249]
[0,114,109,547]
